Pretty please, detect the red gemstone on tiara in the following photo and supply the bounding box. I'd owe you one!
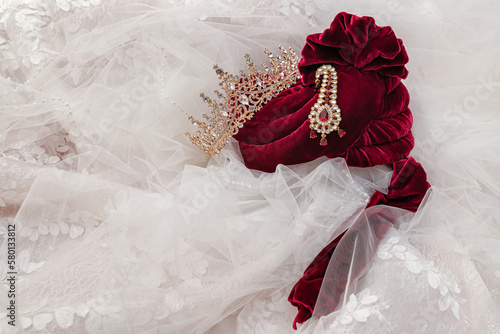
[339,129,346,137]
[310,130,317,139]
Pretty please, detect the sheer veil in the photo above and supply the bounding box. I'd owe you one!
[0,1,499,333]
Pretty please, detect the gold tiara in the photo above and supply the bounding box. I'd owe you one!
[186,46,301,156]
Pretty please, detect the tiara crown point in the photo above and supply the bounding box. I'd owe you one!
[186,47,300,156]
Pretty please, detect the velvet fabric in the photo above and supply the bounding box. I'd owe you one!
[288,232,346,329]
[233,12,428,330]
[366,157,431,211]
[288,157,431,328]
[235,12,412,172]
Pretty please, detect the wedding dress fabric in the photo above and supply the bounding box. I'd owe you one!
[0,1,499,333]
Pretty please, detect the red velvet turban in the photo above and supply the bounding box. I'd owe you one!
[234,12,413,172]
[231,12,429,329]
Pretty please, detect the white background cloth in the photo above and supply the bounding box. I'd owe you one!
[0,1,499,333]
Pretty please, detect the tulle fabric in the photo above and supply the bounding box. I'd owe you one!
[0,0,499,333]
[300,193,500,334]
[2,153,393,333]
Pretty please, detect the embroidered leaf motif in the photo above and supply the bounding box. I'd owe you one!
[439,295,451,311]
[103,198,115,214]
[38,224,49,235]
[394,251,406,260]
[29,230,39,241]
[405,252,417,261]
[25,261,45,274]
[192,260,209,275]
[352,308,370,322]
[392,245,406,252]
[49,222,59,235]
[18,250,30,268]
[377,251,392,260]
[20,317,32,329]
[59,221,70,234]
[20,227,33,237]
[33,313,54,331]
[69,211,80,222]
[346,294,357,312]
[339,314,353,325]
[449,278,461,293]
[69,224,84,238]
[360,295,378,305]
[450,300,460,320]
[378,234,462,321]
[332,289,381,327]
[55,307,75,329]
[71,68,82,85]
[387,236,400,244]
[427,270,440,289]
[75,304,90,317]
[405,259,423,274]
[159,290,184,318]
[439,282,449,296]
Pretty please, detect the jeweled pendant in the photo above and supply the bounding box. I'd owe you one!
[309,65,343,147]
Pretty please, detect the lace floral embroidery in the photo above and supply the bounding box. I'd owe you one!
[329,289,385,328]
[19,206,99,241]
[19,288,185,331]
[166,239,209,281]
[155,290,185,320]
[1,130,77,168]
[377,236,461,320]
[0,0,102,74]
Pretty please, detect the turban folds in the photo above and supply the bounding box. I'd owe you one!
[235,12,413,172]
[232,12,430,329]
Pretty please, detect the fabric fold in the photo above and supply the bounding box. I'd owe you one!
[288,156,431,328]
[235,12,413,172]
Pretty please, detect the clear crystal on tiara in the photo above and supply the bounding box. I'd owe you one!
[239,95,249,105]
[186,46,300,156]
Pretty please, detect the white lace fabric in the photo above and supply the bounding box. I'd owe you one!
[1,1,500,333]
[300,205,500,334]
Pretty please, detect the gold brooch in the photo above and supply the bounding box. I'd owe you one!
[308,64,345,146]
